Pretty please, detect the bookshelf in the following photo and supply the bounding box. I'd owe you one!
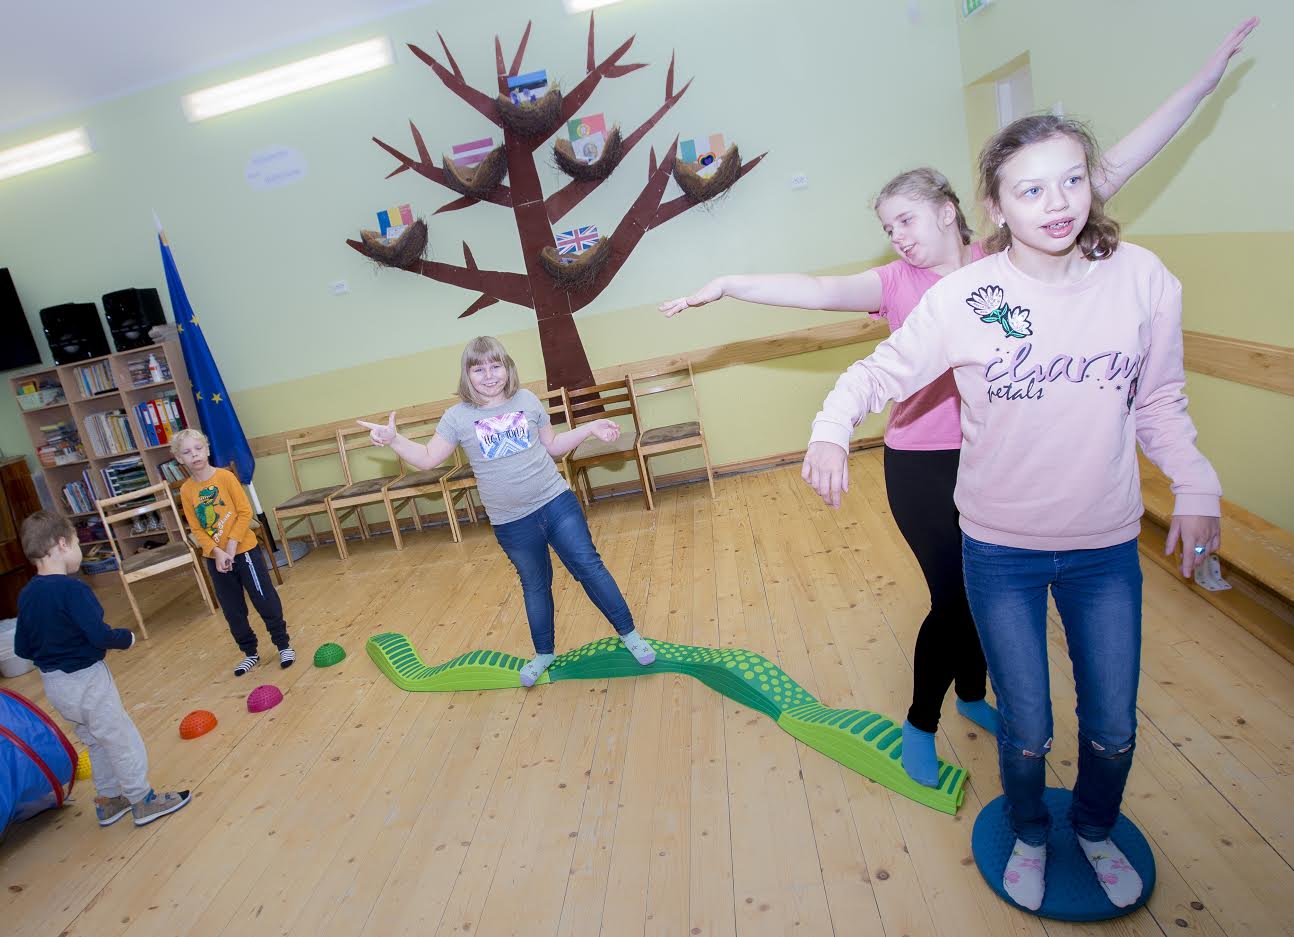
[7,336,198,562]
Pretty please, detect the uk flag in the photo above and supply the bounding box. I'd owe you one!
[555,225,600,255]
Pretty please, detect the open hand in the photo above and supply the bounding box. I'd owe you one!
[801,441,849,509]
[587,419,621,443]
[1193,17,1259,96]
[1165,514,1222,578]
[659,278,724,317]
[357,411,397,447]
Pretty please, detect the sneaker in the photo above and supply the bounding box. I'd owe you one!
[146,513,163,532]
[234,654,259,676]
[131,788,191,826]
[95,794,133,827]
[130,516,146,535]
[279,647,296,669]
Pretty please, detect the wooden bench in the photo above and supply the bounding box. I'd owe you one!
[1138,454,1294,663]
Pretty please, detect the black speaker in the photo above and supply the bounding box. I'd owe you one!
[102,287,167,352]
[0,268,42,372]
[40,303,111,365]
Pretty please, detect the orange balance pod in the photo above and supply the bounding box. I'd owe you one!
[179,709,218,740]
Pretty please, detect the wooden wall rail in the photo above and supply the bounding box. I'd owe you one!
[1183,331,1294,397]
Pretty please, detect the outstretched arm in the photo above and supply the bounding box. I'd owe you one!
[660,269,883,317]
[1098,17,1258,201]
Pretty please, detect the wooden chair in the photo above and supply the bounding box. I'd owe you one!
[327,426,404,556]
[167,472,283,605]
[566,377,649,509]
[439,461,481,544]
[95,481,215,638]
[628,363,716,511]
[271,434,349,567]
[381,412,467,543]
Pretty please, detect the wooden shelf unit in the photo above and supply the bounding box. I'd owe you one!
[7,338,197,560]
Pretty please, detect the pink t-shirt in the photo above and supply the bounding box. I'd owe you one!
[873,242,986,450]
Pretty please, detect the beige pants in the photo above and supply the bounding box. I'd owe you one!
[42,661,150,802]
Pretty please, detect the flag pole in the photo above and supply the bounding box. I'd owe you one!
[246,481,279,555]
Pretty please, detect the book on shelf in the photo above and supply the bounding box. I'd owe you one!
[159,459,186,483]
[74,360,118,397]
[134,391,187,447]
[84,409,137,457]
[36,419,85,466]
[101,456,148,499]
[62,479,96,514]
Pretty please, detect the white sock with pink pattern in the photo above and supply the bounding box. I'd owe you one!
[1078,837,1143,908]
[1003,839,1046,911]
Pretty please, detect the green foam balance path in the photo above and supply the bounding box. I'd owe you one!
[366,633,967,815]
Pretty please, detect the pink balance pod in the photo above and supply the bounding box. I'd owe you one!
[246,685,283,713]
[179,710,218,740]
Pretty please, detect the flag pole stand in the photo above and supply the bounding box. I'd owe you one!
[247,481,305,568]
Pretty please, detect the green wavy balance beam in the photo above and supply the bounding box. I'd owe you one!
[366,633,967,815]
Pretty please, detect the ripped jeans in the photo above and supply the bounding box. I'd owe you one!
[962,534,1142,846]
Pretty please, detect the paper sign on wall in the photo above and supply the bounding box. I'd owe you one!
[245,145,308,191]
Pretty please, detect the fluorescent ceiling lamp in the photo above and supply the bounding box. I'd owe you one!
[0,128,93,182]
[182,37,393,121]
[563,0,626,12]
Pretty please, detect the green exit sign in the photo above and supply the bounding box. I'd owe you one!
[963,0,992,17]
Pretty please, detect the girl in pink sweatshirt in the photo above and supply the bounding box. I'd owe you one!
[665,20,1254,804]
[804,115,1222,912]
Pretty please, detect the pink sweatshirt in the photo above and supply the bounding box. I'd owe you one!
[811,243,1221,551]
[873,242,985,450]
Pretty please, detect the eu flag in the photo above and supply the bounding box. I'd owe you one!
[157,229,255,484]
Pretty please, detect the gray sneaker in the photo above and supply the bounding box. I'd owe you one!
[131,788,192,826]
[95,795,133,826]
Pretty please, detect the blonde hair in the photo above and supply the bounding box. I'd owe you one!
[169,427,209,456]
[874,167,973,245]
[978,114,1120,260]
[457,336,520,406]
[21,510,75,562]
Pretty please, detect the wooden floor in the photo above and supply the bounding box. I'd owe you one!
[2,451,1292,937]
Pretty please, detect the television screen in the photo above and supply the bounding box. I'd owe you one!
[0,268,43,372]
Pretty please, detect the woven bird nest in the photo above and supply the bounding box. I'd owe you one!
[672,144,741,203]
[358,219,428,269]
[441,146,508,198]
[553,126,625,182]
[496,88,564,138]
[539,238,613,292]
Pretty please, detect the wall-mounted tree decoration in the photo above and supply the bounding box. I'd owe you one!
[347,14,764,391]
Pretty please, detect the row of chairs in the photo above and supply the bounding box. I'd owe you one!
[271,365,716,564]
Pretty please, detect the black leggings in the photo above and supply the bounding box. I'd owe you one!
[883,445,987,733]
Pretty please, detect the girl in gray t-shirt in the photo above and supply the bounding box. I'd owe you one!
[359,336,656,686]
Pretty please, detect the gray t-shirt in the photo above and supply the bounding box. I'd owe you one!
[435,389,569,524]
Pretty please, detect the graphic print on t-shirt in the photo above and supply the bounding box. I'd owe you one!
[473,411,532,460]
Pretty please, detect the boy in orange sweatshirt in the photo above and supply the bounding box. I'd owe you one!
[172,429,294,675]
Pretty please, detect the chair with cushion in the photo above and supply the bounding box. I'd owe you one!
[628,363,715,510]
[96,481,215,637]
[271,434,350,566]
[566,377,648,509]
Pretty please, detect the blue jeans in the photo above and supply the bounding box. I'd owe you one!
[962,534,1142,846]
[492,490,634,654]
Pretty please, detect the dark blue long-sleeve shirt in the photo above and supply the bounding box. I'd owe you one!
[14,574,133,674]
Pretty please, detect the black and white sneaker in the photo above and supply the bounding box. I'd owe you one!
[279,647,296,669]
[234,654,259,676]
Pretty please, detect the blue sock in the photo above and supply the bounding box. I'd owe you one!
[956,697,1000,735]
[901,721,940,787]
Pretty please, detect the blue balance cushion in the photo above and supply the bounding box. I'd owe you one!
[971,787,1155,922]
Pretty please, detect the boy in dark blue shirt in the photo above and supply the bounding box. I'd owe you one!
[15,511,190,827]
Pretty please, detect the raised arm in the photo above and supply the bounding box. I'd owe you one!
[358,412,457,471]
[660,269,883,317]
[1098,17,1259,201]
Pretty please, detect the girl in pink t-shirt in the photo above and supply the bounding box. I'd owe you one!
[659,20,1255,796]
